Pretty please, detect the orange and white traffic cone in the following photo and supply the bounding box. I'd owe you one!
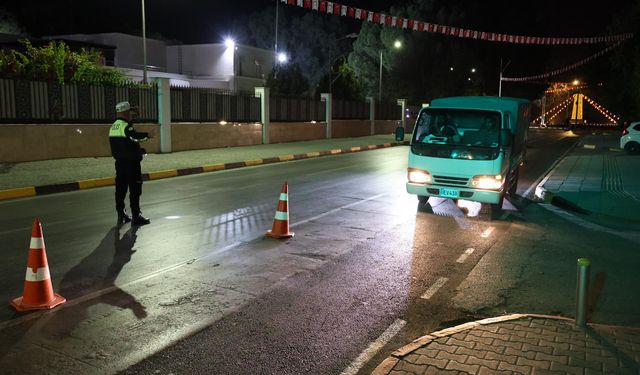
[10,218,66,312]
[266,181,294,239]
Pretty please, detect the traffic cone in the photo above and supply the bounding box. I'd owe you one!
[10,218,66,312]
[266,181,294,239]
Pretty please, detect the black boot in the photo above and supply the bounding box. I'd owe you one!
[132,213,150,226]
[117,209,132,225]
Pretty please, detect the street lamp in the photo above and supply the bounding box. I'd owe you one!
[141,0,147,84]
[277,52,288,64]
[379,39,402,101]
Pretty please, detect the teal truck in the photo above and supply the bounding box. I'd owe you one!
[402,96,531,213]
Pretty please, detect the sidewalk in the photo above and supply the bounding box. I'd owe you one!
[0,135,408,201]
[373,314,640,375]
[537,133,640,226]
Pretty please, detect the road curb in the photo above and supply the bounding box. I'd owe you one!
[0,141,409,202]
[371,313,636,375]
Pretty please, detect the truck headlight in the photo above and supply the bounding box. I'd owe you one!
[471,174,503,190]
[408,169,432,184]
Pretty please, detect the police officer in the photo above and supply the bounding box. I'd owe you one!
[109,101,151,226]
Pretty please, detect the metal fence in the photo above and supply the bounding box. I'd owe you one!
[376,101,401,120]
[0,79,157,123]
[333,99,369,120]
[170,87,261,123]
[270,96,326,122]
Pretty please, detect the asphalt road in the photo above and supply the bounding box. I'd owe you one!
[4,129,637,375]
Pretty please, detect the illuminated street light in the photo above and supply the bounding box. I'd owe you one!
[225,38,236,49]
[379,39,403,101]
[573,79,580,86]
[450,67,454,71]
[471,68,476,73]
[277,52,288,64]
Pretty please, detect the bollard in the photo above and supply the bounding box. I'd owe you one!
[575,258,590,327]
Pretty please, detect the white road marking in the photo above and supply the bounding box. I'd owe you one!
[421,277,448,300]
[456,248,475,263]
[290,193,385,228]
[481,227,495,238]
[340,319,407,375]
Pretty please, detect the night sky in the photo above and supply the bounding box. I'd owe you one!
[4,1,632,45]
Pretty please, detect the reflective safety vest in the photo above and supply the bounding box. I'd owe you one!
[109,119,129,139]
[109,119,145,160]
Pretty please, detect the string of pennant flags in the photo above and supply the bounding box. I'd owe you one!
[281,0,634,45]
[501,41,624,82]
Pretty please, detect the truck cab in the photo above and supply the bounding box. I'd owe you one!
[406,96,531,212]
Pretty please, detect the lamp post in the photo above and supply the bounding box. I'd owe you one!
[141,0,147,84]
[379,39,402,102]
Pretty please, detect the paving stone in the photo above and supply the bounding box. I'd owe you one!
[389,370,413,375]
[443,336,475,350]
[554,348,585,360]
[479,366,515,375]
[414,348,440,359]
[524,343,554,355]
[493,337,524,351]
[465,331,495,345]
[427,342,457,354]
[475,324,501,333]
[396,360,427,374]
[517,357,552,370]
[505,347,536,360]
[550,361,586,375]
[532,369,567,375]
[485,351,519,365]
[541,339,570,351]
[423,367,460,375]
[535,351,569,365]
[414,356,448,368]
[525,331,554,342]
[479,330,507,341]
[498,361,532,374]
[404,354,421,364]
[435,351,469,365]
[570,345,602,356]
[473,341,505,355]
[445,360,480,374]
[584,353,619,369]
[465,355,499,369]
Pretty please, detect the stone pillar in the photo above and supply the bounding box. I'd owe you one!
[255,87,270,144]
[397,99,407,130]
[367,96,375,135]
[155,77,171,153]
[321,93,332,139]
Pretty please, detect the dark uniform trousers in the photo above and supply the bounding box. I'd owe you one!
[115,159,143,215]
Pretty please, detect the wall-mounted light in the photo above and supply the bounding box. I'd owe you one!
[225,38,235,49]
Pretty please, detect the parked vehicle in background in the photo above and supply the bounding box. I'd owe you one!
[621,121,640,154]
[401,96,531,215]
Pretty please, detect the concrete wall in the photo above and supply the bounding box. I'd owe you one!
[1,118,402,163]
[171,123,262,152]
[0,124,160,163]
[269,122,326,143]
[375,120,404,135]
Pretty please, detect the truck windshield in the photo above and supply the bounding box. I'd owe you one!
[411,109,501,160]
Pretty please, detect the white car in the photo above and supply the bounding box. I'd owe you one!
[621,121,640,154]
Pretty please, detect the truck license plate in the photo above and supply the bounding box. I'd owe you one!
[440,188,459,198]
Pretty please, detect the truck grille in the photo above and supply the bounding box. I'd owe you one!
[433,175,469,186]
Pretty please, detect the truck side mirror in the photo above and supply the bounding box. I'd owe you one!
[501,129,512,147]
[395,126,405,142]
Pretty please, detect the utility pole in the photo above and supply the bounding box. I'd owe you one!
[141,0,148,84]
[378,50,383,102]
[498,58,510,97]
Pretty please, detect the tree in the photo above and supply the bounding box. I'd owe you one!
[266,63,309,97]
[231,5,349,93]
[0,7,24,35]
[0,40,128,86]
[316,59,365,100]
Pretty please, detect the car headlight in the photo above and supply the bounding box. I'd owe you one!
[408,169,432,184]
[471,174,503,190]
